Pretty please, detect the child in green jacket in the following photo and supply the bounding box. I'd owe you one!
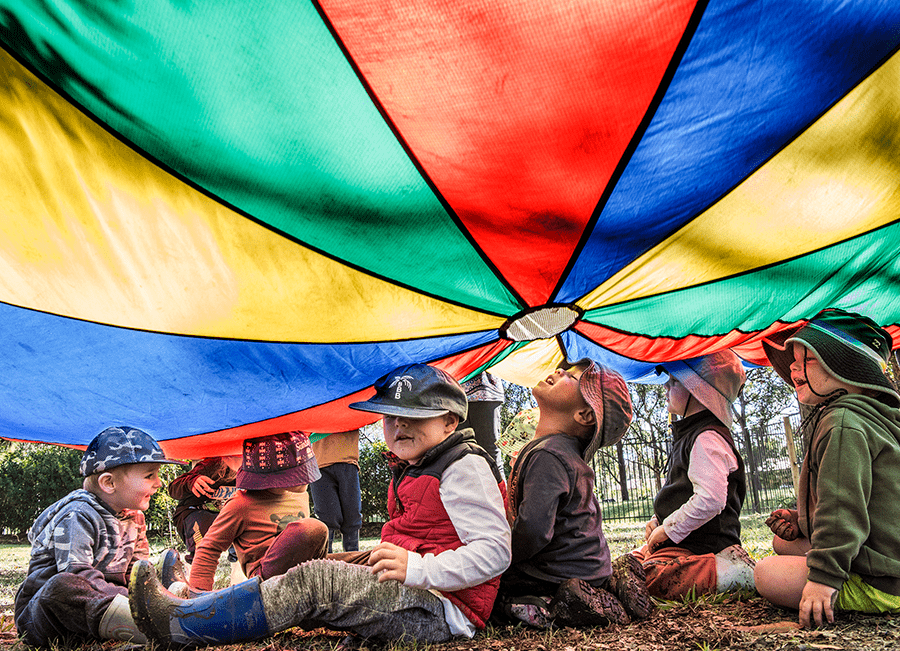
[757,308,900,627]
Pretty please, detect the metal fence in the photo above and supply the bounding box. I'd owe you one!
[593,413,804,522]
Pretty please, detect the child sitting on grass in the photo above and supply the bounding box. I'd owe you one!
[15,426,185,647]
[183,431,329,591]
[499,358,653,628]
[632,350,756,599]
[757,308,900,628]
[129,363,511,646]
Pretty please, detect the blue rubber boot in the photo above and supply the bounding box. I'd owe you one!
[129,560,269,647]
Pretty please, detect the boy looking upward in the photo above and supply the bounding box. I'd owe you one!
[130,363,510,646]
[15,426,185,647]
[501,359,652,628]
[756,308,900,627]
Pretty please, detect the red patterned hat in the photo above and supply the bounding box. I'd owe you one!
[236,431,320,490]
[562,358,633,461]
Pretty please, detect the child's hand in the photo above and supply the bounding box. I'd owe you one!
[368,542,409,584]
[644,516,659,541]
[646,523,670,553]
[190,474,216,498]
[765,509,800,541]
[799,580,837,628]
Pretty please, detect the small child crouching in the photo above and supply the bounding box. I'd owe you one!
[181,431,329,591]
[14,426,186,647]
[756,308,900,627]
[129,363,511,646]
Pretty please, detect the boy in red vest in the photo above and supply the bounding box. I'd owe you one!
[129,363,510,645]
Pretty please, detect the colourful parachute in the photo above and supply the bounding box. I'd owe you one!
[2,0,899,456]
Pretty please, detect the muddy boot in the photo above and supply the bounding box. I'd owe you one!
[129,560,269,647]
[715,544,756,592]
[99,594,148,644]
[550,578,630,627]
[500,595,552,629]
[609,553,655,619]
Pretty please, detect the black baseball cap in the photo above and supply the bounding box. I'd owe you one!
[349,363,468,420]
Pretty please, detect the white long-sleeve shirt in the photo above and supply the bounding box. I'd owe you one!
[403,454,511,637]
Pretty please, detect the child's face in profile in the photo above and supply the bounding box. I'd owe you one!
[532,365,587,413]
[107,462,163,512]
[383,413,457,465]
[664,375,691,415]
[789,344,856,405]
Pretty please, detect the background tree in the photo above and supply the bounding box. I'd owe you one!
[733,367,798,512]
[358,426,391,523]
[623,382,669,496]
[499,381,536,432]
[0,441,83,538]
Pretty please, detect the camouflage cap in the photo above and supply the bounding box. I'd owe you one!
[80,426,187,476]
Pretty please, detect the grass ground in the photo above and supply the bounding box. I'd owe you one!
[2,515,895,650]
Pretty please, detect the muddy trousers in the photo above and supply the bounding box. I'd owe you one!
[262,559,452,644]
[630,545,716,600]
[15,572,122,647]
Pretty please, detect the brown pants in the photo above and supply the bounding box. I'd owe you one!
[630,544,716,600]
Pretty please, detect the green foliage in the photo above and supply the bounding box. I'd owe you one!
[0,440,183,539]
[145,463,183,542]
[359,439,391,522]
[499,381,536,432]
[0,441,83,537]
[738,367,796,428]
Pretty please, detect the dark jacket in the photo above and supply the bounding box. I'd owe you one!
[167,457,238,529]
[507,432,611,586]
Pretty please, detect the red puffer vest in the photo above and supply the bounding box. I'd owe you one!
[380,430,507,628]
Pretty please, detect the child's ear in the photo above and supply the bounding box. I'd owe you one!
[573,407,596,430]
[443,413,460,432]
[97,472,116,495]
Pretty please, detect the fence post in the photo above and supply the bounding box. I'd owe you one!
[782,416,800,500]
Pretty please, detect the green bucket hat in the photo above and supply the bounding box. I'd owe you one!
[762,308,899,407]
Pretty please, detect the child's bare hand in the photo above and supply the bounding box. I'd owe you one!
[646,523,670,553]
[190,474,216,498]
[765,509,800,541]
[799,580,837,628]
[368,542,409,583]
[644,516,658,541]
